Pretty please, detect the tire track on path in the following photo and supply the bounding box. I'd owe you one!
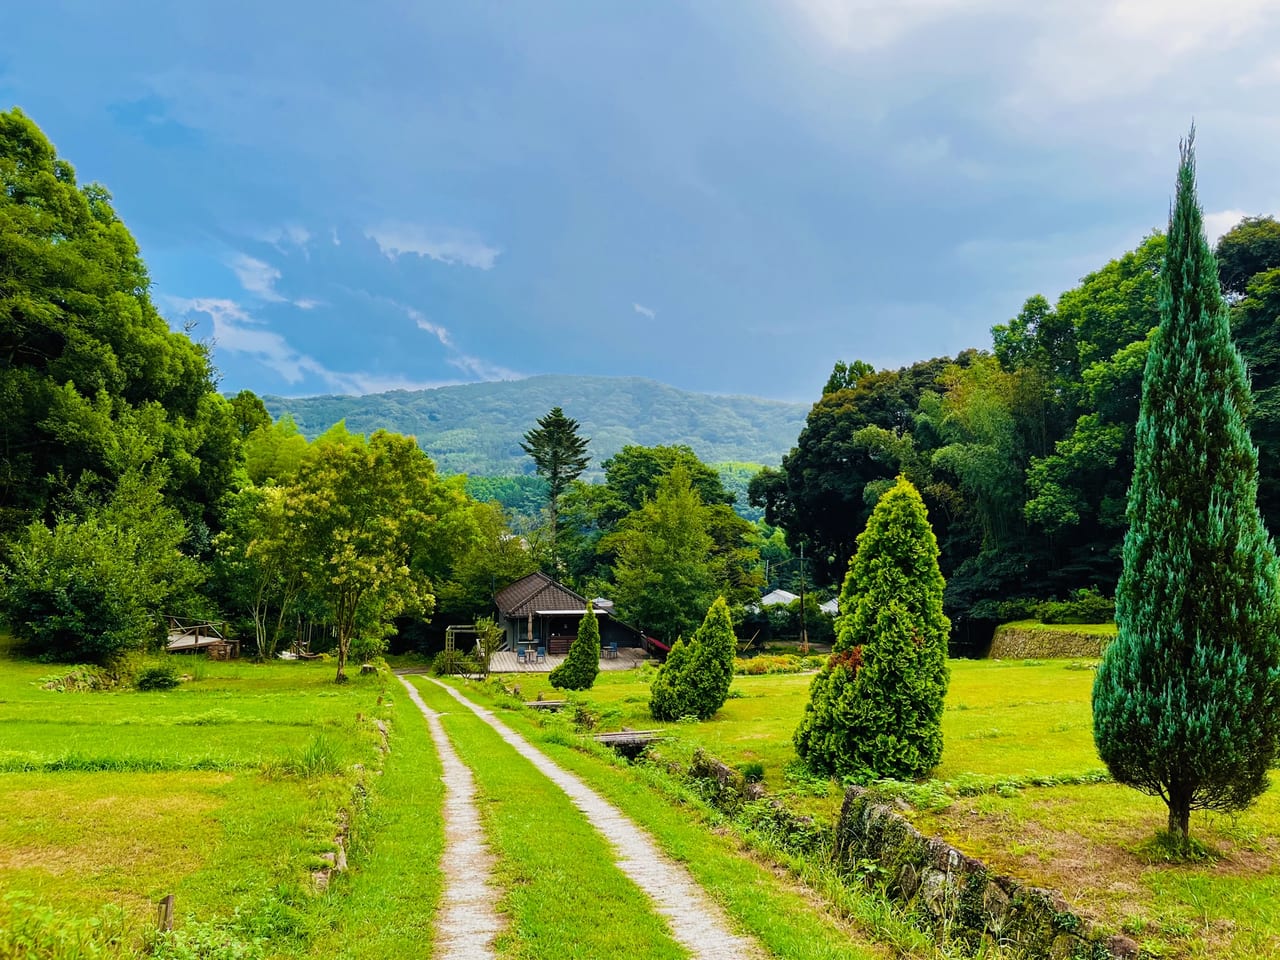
[421,676,766,960]
[399,676,503,960]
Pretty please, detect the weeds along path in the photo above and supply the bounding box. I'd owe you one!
[399,676,504,960]
[422,676,766,960]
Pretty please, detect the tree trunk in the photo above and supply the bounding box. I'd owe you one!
[1167,792,1191,844]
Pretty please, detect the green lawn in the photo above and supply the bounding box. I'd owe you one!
[436,676,901,960]
[0,641,390,955]
[511,657,1280,959]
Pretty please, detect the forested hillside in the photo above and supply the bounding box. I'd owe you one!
[262,375,807,475]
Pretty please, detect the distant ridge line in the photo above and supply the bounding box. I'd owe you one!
[262,373,807,476]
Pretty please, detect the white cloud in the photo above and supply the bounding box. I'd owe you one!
[786,0,999,52]
[633,302,657,319]
[260,224,312,253]
[167,297,441,394]
[1204,209,1248,244]
[395,301,521,380]
[228,252,322,309]
[366,223,501,270]
[229,253,286,302]
[330,226,341,246]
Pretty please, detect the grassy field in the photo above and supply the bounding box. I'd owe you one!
[0,636,394,955]
[523,656,1280,959]
[431,676,917,960]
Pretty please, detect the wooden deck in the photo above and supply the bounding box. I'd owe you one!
[487,647,648,674]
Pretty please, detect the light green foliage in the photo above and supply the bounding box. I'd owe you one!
[284,431,438,682]
[608,464,716,644]
[1093,133,1280,843]
[649,596,736,721]
[242,415,310,485]
[0,109,231,539]
[0,470,202,663]
[794,477,950,781]
[1231,267,1280,534]
[549,602,601,691]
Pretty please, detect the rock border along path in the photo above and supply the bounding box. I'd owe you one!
[399,676,504,960]
[424,677,766,960]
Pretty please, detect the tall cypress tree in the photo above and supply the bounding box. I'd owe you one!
[1093,130,1280,845]
[794,476,949,780]
[521,407,590,572]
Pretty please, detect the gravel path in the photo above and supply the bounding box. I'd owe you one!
[425,677,766,960]
[399,676,504,960]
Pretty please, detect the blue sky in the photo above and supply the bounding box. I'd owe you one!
[5,1,1279,401]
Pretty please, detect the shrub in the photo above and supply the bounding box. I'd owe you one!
[649,597,736,721]
[549,602,601,691]
[1038,587,1115,624]
[0,471,203,664]
[794,477,950,781]
[431,649,479,677]
[136,661,181,691]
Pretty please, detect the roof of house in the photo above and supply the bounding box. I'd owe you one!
[760,588,799,607]
[494,571,586,618]
[819,598,839,615]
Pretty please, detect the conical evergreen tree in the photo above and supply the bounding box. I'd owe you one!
[649,596,736,721]
[794,476,949,780]
[1093,130,1280,846]
[549,601,601,691]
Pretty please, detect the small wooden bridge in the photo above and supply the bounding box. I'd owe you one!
[165,617,239,658]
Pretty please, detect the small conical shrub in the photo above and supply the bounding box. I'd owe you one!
[649,596,736,721]
[794,476,949,781]
[549,602,601,691]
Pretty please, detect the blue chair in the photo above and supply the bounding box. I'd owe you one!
[517,647,527,664]
[606,642,619,659]
[536,646,547,664]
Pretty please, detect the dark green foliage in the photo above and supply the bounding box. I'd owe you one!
[649,596,737,721]
[522,406,590,569]
[0,470,203,663]
[794,477,950,781]
[0,108,231,538]
[1036,588,1115,624]
[549,602,601,691]
[135,661,181,691]
[1232,268,1280,536]
[1093,133,1280,844]
[1215,215,1280,298]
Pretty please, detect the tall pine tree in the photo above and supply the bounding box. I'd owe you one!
[521,406,590,572]
[1093,130,1280,845]
[794,476,949,780]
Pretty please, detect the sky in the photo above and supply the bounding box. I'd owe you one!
[4,1,1279,402]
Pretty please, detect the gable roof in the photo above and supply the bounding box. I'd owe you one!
[494,571,586,618]
[760,588,799,607]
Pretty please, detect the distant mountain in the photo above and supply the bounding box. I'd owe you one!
[262,375,808,476]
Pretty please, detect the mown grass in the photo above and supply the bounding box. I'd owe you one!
[435,676,943,960]
[409,676,689,960]
[998,619,1117,636]
[0,638,388,955]
[298,680,446,959]
[497,657,1280,958]
[535,658,1105,788]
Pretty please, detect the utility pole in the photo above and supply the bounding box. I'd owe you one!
[799,541,808,655]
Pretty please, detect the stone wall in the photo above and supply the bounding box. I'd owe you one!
[988,623,1114,659]
[835,787,1139,959]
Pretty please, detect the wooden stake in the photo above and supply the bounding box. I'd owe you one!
[156,894,174,932]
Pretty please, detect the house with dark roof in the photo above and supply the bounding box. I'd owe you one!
[493,571,646,655]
